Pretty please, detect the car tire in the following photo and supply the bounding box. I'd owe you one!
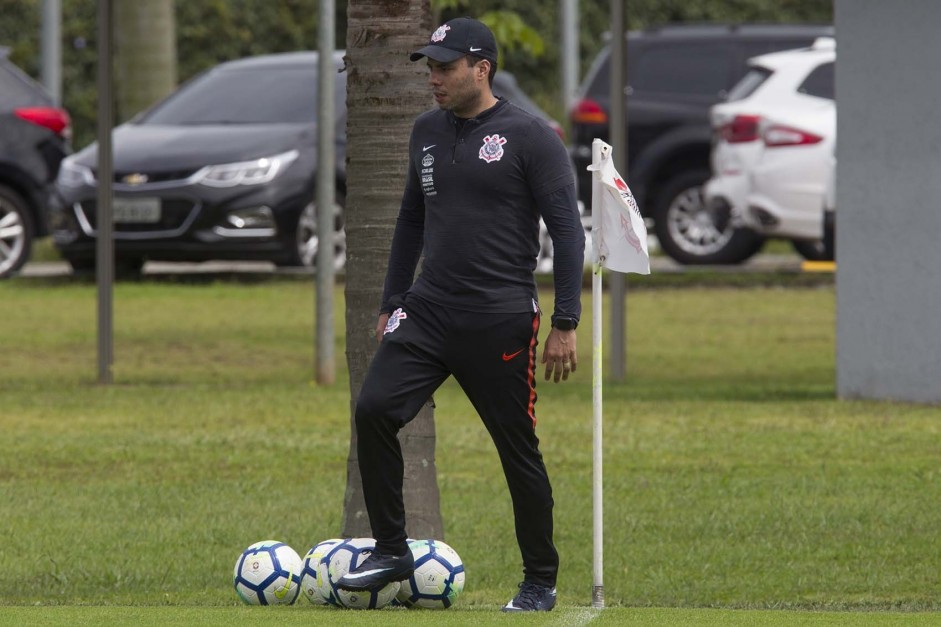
[0,184,36,279]
[282,190,346,270]
[791,239,833,262]
[653,170,764,265]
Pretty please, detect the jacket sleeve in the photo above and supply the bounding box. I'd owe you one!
[524,119,584,324]
[537,182,584,324]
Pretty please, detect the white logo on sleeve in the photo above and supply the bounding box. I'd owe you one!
[479,134,507,163]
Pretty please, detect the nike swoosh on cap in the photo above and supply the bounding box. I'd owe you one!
[469,46,482,52]
[341,567,393,580]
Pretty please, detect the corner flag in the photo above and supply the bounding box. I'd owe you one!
[588,139,650,275]
[587,139,650,609]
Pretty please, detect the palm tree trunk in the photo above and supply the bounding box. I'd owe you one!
[342,0,443,540]
[113,0,176,123]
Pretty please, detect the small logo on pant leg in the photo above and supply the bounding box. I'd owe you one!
[384,307,408,335]
[502,348,525,362]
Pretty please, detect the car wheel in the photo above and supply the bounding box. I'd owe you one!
[653,170,764,265]
[0,184,35,279]
[283,192,346,270]
[791,239,833,262]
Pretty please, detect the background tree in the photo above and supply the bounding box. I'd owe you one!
[1,0,831,148]
[341,0,443,539]
[113,0,176,123]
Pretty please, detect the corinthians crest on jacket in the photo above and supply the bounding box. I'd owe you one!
[479,134,507,163]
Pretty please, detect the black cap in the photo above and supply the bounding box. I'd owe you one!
[410,17,498,65]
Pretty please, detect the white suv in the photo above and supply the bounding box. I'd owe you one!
[704,38,836,260]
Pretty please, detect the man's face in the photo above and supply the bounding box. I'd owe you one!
[427,57,485,116]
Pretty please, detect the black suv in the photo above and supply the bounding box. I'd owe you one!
[569,24,833,264]
[0,48,71,278]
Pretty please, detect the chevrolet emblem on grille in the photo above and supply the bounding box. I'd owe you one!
[122,173,149,185]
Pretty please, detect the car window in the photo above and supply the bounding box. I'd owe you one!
[726,66,773,101]
[797,61,834,100]
[0,60,52,110]
[632,44,734,96]
[140,65,345,125]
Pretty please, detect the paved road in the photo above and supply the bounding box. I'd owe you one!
[19,254,810,279]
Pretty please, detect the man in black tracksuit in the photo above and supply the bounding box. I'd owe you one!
[337,17,584,612]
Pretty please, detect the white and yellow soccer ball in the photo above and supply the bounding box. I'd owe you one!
[233,540,303,605]
[396,539,465,609]
[300,538,342,605]
[324,537,400,609]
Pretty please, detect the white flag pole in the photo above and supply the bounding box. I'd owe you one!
[590,138,607,609]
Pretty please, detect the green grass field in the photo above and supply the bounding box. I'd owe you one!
[2,274,940,625]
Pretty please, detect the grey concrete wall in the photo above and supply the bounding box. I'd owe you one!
[836,0,941,402]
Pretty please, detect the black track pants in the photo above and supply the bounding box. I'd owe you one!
[354,293,559,587]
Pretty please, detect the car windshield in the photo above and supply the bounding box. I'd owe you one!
[139,66,325,125]
[493,75,547,118]
[0,58,54,109]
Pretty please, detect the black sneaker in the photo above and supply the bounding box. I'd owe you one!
[335,549,414,592]
[501,581,557,612]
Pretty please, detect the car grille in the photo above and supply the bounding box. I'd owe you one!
[78,199,198,234]
[99,169,202,184]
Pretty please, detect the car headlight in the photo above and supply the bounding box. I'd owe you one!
[194,149,299,188]
[57,157,96,188]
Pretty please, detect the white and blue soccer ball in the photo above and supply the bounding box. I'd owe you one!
[233,540,303,605]
[396,539,465,609]
[324,537,400,609]
[300,538,342,605]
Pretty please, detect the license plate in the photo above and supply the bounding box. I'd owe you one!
[112,197,161,223]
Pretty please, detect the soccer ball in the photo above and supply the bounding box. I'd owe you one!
[300,538,342,605]
[324,537,400,609]
[396,539,465,609]
[233,540,303,605]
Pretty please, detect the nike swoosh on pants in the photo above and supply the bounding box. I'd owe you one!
[502,349,525,361]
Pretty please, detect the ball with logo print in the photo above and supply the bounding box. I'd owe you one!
[233,540,303,605]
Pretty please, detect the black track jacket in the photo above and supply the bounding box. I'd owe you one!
[381,97,584,324]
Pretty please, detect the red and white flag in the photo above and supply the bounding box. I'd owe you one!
[589,139,650,275]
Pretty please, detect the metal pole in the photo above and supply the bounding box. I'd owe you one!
[97,0,114,384]
[560,0,579,111]
[608,0,627,380]
[590,139,606,610]
[315,0,336,385]
[41,0,62,104]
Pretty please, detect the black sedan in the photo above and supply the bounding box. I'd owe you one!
[50,50,564,274]
[51,51,347,273]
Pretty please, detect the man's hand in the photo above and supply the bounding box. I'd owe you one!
[375,313,390,343]
[542,327,577,382]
